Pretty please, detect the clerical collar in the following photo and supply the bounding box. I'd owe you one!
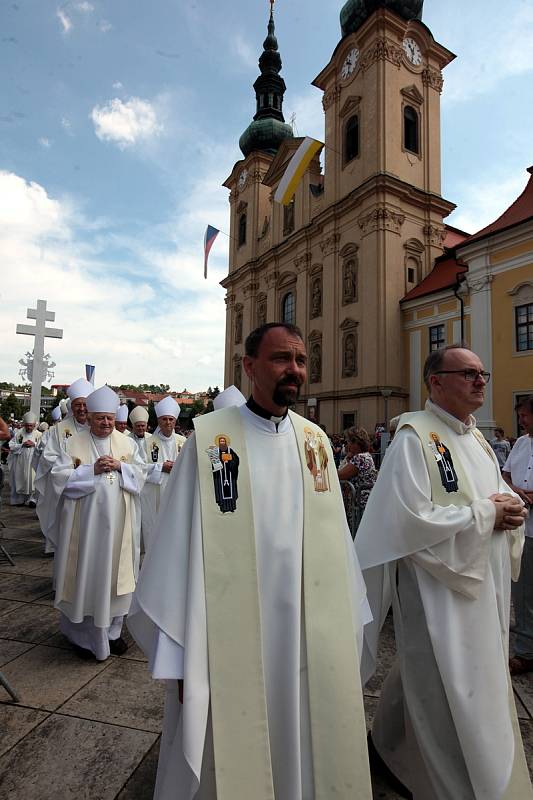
[246,396,288,426]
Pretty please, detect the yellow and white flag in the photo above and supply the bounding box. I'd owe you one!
[273,136,324,206]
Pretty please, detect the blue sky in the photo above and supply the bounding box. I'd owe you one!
[1,0,532,390]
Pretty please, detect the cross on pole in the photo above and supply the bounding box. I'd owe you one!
[16,299,63,418]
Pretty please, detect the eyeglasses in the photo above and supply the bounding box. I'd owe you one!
[434,369,491,383]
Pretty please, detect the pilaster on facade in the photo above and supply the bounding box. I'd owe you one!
[358,207,406,237]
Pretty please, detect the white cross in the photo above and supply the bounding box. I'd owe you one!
[16,299,63,418]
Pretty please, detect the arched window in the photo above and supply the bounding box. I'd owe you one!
[282,292,296,325]
[238,213,247,247]
[404,106,419,154]
[344,115,359,163]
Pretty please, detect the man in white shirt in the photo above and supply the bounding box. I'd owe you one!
[503,394,533,675]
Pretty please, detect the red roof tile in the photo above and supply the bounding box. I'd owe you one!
[402,255,467,302]
[462,167,533,245]
[443,225,470,248]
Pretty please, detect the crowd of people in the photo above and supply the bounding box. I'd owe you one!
[0,322,532,800]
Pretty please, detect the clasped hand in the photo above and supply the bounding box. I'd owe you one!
[162,460,174,474]
[490,493,528,531]
[94,456,121,475]
[22,440,35,448]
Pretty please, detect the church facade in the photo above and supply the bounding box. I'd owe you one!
[221,1,457,433]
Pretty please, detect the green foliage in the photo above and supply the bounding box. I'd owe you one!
[0,393,23,420]
[118,383,171,393]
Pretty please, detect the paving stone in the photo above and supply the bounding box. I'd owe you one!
[513,671,533,719]
[520,719,533,772]
[0,602,60,644]
[0,713,157,800]
[32,591,55,607]
[0,705,49,757]
[0,639,34,667]
[115,738,160,799]
[0,573,52,602]
[365,616,396,698]
[0,600,22,617]
[514,687,532,720]
[0,550,49,576]
[60,658,165,733]
[0,644,111,710]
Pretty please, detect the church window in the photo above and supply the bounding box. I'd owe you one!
[282,292,296,325]
[429,324,445,352]
[404,106,419,154]
[238,213,247,247]
[259,95,265,108]
[268,93,274,107]
[344,115,359,163]
[516,303,533,351]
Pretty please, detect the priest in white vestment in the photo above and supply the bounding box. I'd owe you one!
[128,405,153,547]
[8,411,42,506]
[51,385,146,661]
[356,345,532,800]
[142,396,186,549]
[128,323,373,800]
[115,403,129,433]
[35,378,93,554]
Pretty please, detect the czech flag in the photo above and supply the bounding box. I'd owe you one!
[274,137,324,206]
[204,225,220,279]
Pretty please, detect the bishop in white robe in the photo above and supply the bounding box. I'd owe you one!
[115,403,129,433]
[142,396,186,549]
[128,324,372,800]
[8,411,41,506]
[51,385,146,661]
[356,346,532,800]
[128,405,153,547]
[35,378,93,553]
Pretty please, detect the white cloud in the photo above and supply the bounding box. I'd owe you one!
[438,5,533,104]
[112,81,123,90]
[0,170,226,391]
[233,34,258,70]
[447,172,528,234]
[56,8,72,33]
[38,137,52,148]
[99,19,112,33]
[91,97,163,149]
[61,116,73,135]
[285,88,324,142]
[76,1,94,11]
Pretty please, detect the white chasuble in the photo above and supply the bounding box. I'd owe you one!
[142,430,186,548]
[35,417,88,553]
[356,400,532,800]
[8,427,42,501]
[52,429,145,631]
[128,405,371,800]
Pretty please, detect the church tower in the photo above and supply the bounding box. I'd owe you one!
[222,1,457,432]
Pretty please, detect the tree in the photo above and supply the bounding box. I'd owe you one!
[206,386,220,399]
[191,399,206,417]
[0,393,23,420]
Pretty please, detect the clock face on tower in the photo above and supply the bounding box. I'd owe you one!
[403,37,422,66]
[237,169,248,191]
[340,47,359,80]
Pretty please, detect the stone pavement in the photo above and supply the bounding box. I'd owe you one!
[0,486,532,799]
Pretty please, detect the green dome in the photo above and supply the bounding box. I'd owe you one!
[239,118,294,159]
[340,0,423,36]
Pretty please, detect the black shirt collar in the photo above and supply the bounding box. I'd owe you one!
[246,396,288,425]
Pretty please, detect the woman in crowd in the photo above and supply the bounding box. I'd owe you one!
[338,426,378,535]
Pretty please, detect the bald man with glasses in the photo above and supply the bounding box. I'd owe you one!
[356,345,532,799]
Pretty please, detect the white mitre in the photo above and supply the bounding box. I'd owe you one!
[130,406,149,424]
[51,406,62,422]
[38,421,49,432]
[59,399,68,417]
[67,377,94,400]
[116,404,129,422]
[213,385,246,411]
[86,385,120,414]
[23,411,37,424]
[154,396,180,419]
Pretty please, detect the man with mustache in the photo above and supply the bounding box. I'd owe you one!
[129,323,372,800]
[356,345,532,799]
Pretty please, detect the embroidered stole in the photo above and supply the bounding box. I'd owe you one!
[60,430,136,603]
[194,407,371,800]
[148,432,186,464]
